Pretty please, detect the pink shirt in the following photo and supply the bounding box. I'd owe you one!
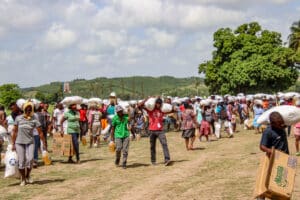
[147,109,164,131]
[181,109,196,130]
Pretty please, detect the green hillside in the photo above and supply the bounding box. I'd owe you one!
[22,76,208,101]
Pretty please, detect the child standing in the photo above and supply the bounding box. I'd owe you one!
[111,105,130,169]
[134,110,145,139]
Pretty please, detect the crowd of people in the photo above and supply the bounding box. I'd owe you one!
[0,92,299,187]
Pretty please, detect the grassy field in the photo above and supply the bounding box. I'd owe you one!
[0,126,300,200]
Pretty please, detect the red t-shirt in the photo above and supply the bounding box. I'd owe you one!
[147,108,164,131]
[79,109,87,122]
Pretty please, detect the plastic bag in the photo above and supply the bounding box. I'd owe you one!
[61,96,83,106]
[42,151,52,166]
[101,125,111,135]
[4,150,18,178]
[0,125,7,136]
[161,103,172,113]
[88,98,102,105]
[145,98,156,111]
[108,141,116,153]
[257,105,300,126]
[82,136,87,146]
[16,98,26,110]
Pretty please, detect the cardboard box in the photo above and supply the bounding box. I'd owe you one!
[62,134,74,157]
[52,133,74,157]
[254,149,297,200]
[52,133,64,155]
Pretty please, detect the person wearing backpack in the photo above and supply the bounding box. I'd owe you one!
[215,101,233,138]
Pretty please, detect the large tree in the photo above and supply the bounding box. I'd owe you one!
[288,20,300,65]
[199,22,299,95]
[0,84,22,107]
[288,20,300,53]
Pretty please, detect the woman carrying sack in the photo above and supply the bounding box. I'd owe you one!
[181,102,198,150]
[11,101,47,186]
[60,103,81,164]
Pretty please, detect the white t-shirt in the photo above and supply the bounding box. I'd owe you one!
[53,108,67,129]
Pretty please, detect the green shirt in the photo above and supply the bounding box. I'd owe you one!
[112,114,129,138]
[64,110,80,134]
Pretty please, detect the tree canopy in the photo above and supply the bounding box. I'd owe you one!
[0,84,22,107]
[199,22,299,95]
[288,20,300,65]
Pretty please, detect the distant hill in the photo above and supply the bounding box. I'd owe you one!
[22,76,208,100]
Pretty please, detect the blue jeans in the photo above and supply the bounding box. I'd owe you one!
[71,133,80,161]
[33,135,40,161]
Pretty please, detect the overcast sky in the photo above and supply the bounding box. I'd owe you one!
[0,0,299,88]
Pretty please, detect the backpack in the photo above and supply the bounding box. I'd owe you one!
[220,107,228,120]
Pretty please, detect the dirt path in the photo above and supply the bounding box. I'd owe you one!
[1,128,299,200]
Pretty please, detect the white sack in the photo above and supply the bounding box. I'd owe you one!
[161,103,172,113]
[4,150,18,178]
[16,99,26,110]
[88,98,102,105]
[0,125,7,137]
[257,105,300,126]
[101,125,111,135]
[61,96,83,106]
[145,98,157,111]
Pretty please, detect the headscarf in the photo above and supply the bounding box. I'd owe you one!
[23,101,34,120]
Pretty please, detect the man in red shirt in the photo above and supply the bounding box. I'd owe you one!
[140,98,171,166]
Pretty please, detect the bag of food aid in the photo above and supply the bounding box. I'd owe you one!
[61,96,83,106]
[0,125,7,138]
[42,151,52,166]
[88,98,102,105]
[161,103,172,113]
[257,105,300,126]
[108,141,116,153]
[4,149,18,178]
[16,98,26,110]
[145,97,156,111]
[101,125,111,135]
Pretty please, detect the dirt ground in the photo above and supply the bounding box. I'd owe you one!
[0,126,299,200]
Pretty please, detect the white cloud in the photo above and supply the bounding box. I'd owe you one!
[84,54,104,65]
[0,1,44,36]
[43,23,77,49]
[93,30,127,48]
[174,0,293,5]
[147,28,178,48]
[177,5,246,29]
[0,0,298,87]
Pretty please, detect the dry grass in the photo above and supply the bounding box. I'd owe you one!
[0,126,300,200]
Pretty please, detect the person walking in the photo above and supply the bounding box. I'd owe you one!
[111,105,130,169]
[139,98,172,166]
[60,103,81,164]
[181,102,197,150]
[11,101,47,186]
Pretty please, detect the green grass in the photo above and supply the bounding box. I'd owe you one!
[0,127,300,200]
